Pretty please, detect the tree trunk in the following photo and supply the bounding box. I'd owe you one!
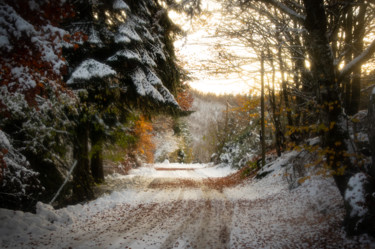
[269,51,283,156]
[349,66,361,115]
[303,0,375,236]
[260,52,266,167]
[343,8,353,113]
[90,130,105,184]
[368,91,375,179]
[72,121,94,203]
[277,41,295,142]
[348,2,366,115]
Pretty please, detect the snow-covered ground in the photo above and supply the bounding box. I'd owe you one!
[130,162,237,179]
[1,153,374,249]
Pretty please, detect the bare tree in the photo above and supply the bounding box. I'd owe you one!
[219,0,375,236]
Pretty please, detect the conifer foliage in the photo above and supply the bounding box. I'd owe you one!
[0,0,184,210]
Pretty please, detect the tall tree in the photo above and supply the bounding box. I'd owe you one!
[63,0,186,201]
[303,0,374,235]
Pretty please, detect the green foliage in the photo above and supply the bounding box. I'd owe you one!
[103,125,137,162]
[241,161,258,178]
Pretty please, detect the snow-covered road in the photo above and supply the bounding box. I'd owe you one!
[1,156,375,248]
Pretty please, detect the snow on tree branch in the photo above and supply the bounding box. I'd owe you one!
[67,59,116,84]
[130,67,178,106]
[339,39,375,80]
[113,0,130,11]
[0,130,42,210]
[240,0,305,23]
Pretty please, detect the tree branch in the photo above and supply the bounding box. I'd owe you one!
[339,39,375,80]
[263,0,306,24]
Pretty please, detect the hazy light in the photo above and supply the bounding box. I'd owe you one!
[171,0,256,95]
[189,78,252,95]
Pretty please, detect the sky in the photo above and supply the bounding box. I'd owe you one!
[170,1,255,95]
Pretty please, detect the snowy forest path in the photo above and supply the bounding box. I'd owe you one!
[94,165,235,248]
[7,162,374,249]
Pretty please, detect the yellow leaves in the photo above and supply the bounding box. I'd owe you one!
[334,141,341,147]
[335,165,347,176]
[329,122,336,130]
[317,123,329,132]
[298,176,311,184]
[351,117,360,123]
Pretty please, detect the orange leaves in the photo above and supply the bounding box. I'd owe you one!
[134,116,155,163]
[176,90,194,111]
[64,32,88,46]
[0,0,81,109]
[63,34,71,43]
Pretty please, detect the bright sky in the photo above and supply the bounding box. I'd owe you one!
[170,1,254,95]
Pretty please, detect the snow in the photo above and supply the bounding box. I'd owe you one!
[153,130,180,162]
[225,151,298,200]
[152,42,167,61]
[130,67,178,106]
[1,151,374,248]
[28,0,40,11]
[270,0,305,22]
[1,2,68,90]
[0,128,11,149]
[0,130,41,205]
[142,27,155,42]
[344,172,368,218]
[129,163,236,179]
[114,33,131,44]
[0,34,11,51]
[67,59,116,84]
[88,27,102,44]
[107,49,141,62]
[11,66,36,89]
[340,39,375,79]
[113,0,130,10]
[158,85,179,106]
[118,23,142,42]
[142,51,157,66]
[131,67,161,99]
[145,69,162,85]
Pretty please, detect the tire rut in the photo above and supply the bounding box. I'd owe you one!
[158,181,234,249]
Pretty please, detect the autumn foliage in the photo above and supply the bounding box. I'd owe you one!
[177,89,194,111]
[134,115,155,163]
[0,0,83,109]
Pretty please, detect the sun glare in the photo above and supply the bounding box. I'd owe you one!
[170,0,258,95]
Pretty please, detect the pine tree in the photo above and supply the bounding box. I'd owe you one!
[63,0,184,201]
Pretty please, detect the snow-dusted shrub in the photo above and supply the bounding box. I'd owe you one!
[219,140,256,168]
[0,86,74,166]
[0,130,42,211]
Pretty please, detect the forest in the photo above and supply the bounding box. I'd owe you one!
[1,0,375,248]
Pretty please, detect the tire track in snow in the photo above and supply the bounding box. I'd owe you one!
[18,163,375,249]
[157,182,234,249]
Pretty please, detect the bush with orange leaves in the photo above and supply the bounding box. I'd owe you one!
[177,89,194,111]
[134,116,155,163]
